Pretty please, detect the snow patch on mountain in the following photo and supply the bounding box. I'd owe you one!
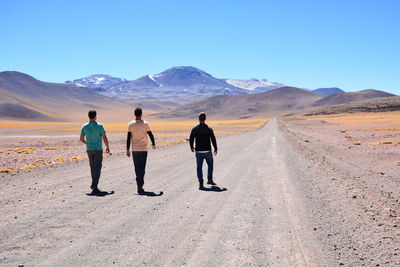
[65,74,128,89]
[224,78,284,92]
[148,75,162,86]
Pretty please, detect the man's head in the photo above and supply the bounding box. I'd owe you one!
[88,110,97,121]
[134,107,143,118]
[199,112,206,123]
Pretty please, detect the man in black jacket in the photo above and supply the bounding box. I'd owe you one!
[189,112,218,189]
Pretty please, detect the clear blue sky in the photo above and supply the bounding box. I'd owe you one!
[1,0,399,94]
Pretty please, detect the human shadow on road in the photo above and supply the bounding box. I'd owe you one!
[200,186,227,192]
[138,191,164,197]
[86,190,115,197]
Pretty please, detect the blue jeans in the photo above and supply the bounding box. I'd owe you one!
[132,151,148,187]
[196,151,213,181]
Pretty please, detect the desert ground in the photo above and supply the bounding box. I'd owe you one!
[0,114,399,266]
[0,118,267,173]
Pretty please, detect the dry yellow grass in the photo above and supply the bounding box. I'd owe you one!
[0,121,79,127]
[369,141,400,146]
[8,147,37,154]
[378,132,400,137]
[0,168,14,173]
[296,112,400,147]
[71,156,86,160]
[338,128,400,132]
[54,156,65,163]
[4,118,269,137]
[378,141,393,145]
[300,111,400,127]
[0,119,269,174]
[21,162,38,169]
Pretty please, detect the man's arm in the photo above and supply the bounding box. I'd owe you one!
[102,134,110,154]
[147,131,156,148]
[80,135,86,144]
[189,129,195,152]
[210,129,218,155]
[126,132,131,157]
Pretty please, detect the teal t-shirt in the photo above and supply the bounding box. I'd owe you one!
[80,121,106,151]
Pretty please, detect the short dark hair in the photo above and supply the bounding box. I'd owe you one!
[88,110,97,119]
[134,107,143,117]
[199,112,206,121]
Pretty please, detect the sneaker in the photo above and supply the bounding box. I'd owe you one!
[91,188,101,194]
[207,179,216,185]
[137,186,145,195]
[199,179,205,190]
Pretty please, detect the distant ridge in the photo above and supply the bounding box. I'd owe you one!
[156,86,322,119]
[0,71,134,121]
[305,95,400,115]
[312,87,345,96]
[313,89,395,106]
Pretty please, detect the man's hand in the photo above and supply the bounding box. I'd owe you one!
[126,150,131,157]
[191,148,195,152]
[152,145,156,150]
[213,150,218,156]
[80,136,86,144]
[105,147,110,154]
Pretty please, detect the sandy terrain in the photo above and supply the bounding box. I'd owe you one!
[0,118,398,266]
[283,113,400,266]
[284,112,400,176]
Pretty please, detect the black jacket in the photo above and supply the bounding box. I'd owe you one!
[189,123,217,151]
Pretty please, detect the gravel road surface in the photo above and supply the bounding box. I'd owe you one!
[1,119,398,266]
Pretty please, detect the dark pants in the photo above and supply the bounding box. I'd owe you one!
[87,150,103,188]
[196,151,213,181]
[132,151,148,187]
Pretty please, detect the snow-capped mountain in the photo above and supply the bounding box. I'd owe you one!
[153,66,239,89]
[66,67,248,100]
[65,74,128,92]
[223,78,285,93]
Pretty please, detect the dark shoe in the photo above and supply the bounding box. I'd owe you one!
[91,184,100,192]
[207,179,216,185]
[199,179,205,190]
[91,188,101,194]
[137,186,145,195]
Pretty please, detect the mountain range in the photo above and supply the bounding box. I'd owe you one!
[0,71,134,121]
[0,67,397,121]
[156,86,322,119]
[312,89,394,106]
[66,66,248,101]
[156,87,395,119]
[65,66,346,100]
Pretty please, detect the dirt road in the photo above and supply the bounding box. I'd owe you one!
[0,119,398,266]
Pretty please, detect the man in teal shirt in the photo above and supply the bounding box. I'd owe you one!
[80,110,110,194]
